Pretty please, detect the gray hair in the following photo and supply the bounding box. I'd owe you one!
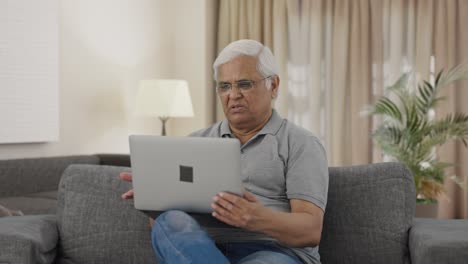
[213,39,279,87]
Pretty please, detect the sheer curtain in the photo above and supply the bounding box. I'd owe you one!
[286,0,373,166]
[378,0,468,219]
[216,0,468,218]
[285,0,468,218]
[431,0,468,219]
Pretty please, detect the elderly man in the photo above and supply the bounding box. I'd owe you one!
[120,39,328,264]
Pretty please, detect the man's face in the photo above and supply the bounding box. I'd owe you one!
[217,56,278,129]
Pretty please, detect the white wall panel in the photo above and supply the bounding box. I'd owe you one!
[0,0,59,143]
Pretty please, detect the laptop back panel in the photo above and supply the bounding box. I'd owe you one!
[129,135,243,213]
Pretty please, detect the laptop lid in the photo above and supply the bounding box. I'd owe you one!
[129,135,243,213]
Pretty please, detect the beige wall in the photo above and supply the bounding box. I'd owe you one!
[163,0,217,136]
[0,0,216,159]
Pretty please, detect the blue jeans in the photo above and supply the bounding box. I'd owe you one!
[151,210,302,264]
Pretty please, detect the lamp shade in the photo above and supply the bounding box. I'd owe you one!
[135,79,194,117]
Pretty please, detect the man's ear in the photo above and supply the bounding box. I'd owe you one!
[271,75,280,99]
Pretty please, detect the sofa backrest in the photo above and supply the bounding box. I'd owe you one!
[319,162,415,264]
[0,154,132,198]
[97,154,131,167]
[56,162,415,264]
[0,155,100,197]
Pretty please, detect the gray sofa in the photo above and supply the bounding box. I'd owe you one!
[1,155,468,264]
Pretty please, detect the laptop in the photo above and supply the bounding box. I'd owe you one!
[129,135,244,214]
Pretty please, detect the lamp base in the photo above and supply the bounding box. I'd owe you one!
[159,116,169,136]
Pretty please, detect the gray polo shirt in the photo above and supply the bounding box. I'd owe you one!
[190,109,328,264]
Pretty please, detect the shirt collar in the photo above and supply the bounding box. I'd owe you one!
[220,118,232,137]
[220,109,283,137]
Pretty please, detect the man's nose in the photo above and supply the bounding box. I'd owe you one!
[228,86,242,98]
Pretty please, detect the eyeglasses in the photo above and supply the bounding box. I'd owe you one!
[216,76,271,96]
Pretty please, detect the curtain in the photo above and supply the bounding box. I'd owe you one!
[216,0,468,218]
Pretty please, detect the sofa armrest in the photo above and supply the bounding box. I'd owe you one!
[56,164,156,263]
[0,215,58,264]
[409,218,468,264]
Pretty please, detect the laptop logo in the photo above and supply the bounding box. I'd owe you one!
[179,165,193,183]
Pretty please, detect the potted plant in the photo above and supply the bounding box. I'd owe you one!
[365,64,468,217]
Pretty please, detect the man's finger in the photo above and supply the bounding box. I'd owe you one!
[213,195,236,210]
[122,189,134,199]
[243,191,257,202]
[211,202,232,218]
[218,192,243,205]
[212,211,238,228]
[119,172,133,182]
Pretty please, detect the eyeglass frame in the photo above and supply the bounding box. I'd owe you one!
[215,76,272,96]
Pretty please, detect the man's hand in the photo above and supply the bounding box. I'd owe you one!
[212,191,324,247]
[119,172,134,199]
[211,191,269,231]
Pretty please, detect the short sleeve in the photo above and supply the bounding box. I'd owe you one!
[286,136,329,211]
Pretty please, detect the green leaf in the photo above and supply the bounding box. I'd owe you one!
[372,98,403,123]
[434,70,443,86]
[387,73,410,92]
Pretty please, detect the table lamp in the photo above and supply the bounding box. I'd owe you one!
[135,79,194,135]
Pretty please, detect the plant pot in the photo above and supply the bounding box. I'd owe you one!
[415,202,438,218]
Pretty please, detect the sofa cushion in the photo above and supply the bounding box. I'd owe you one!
[0,215,58,264]
[0,194,57,215]
[319,162,415,264]
[56,164,157,263]
[409,218,468,264]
